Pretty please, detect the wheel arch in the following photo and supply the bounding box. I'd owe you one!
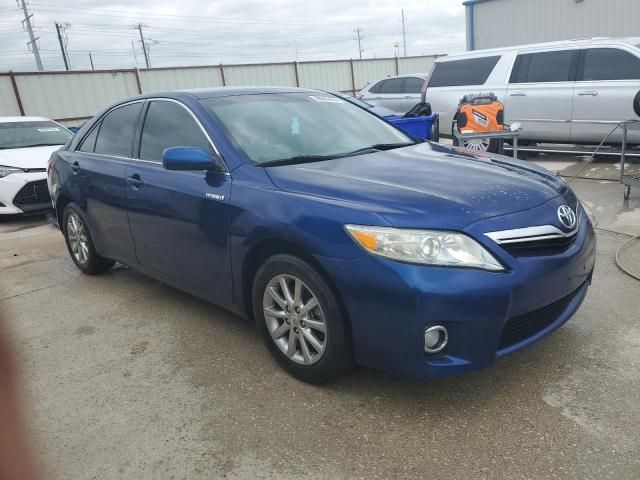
[55,194,72,230]
[241,238,353,344]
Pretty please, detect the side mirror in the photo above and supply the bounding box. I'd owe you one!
[162,147,218,171]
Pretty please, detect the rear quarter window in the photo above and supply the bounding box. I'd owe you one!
[580,48,640,81]
[428,56,501,88]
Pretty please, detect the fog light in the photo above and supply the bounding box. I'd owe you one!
[424,326,448,354]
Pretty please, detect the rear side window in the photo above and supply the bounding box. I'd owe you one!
[428,56,500,87]
[78,124,99,153]
[580,48,640,81]
[139,101,211,162]
[404,77,425,94]
[94,103,142,157]
[510,50,577,83]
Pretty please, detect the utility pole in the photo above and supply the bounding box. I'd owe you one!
[135,23,150,68]
[17,0,43,71]
[55,22,70,70]
[131,40,139,68]
[354,27,363,60]
[88,52,94,70]
[401,9,407,57]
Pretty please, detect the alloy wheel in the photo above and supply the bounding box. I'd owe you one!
[262,274,327,365]
[67,212,89,265]
[462,137,490,151]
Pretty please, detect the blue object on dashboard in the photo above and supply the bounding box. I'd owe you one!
[386,113,439,140]
[48,87,595,384]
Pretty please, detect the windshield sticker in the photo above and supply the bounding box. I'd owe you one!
[37,127,61,132]
[308,95,344,103]
[290,117,300,135]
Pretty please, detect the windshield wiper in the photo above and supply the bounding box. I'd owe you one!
[343,142,418,156]
[259,154,342,167]
[18,143,64,148]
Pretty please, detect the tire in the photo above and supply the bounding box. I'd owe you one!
[252,254,353,384]
[429,117,440,143]
[63,203,114,275]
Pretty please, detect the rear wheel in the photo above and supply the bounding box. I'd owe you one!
[63,203,114,274]
[253,254,352,384]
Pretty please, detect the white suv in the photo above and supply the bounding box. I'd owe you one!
[358,74,429,115]
[423,37,640,147]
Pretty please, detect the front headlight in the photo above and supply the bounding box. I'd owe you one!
[0,165,22,178]
[345,225,504,271]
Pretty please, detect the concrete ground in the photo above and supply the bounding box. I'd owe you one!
[1,155,639,480]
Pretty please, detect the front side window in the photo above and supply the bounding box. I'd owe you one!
[580,48,640,81]
[428,56,500,87]
[78,124,99,153]
[0,121,72,150]
[404,77,425,94]
[378,78,404,94]
[202,93,411,165]
[94,102,142,157]
[510,50,577,83]
[139,101,211,162]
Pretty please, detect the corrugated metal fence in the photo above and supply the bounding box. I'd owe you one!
[0,55,442,125]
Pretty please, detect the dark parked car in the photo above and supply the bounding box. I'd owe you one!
[48,87,596,383]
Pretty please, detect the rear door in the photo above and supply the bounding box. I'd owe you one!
[363,78,406,114]
[505,49,578,142]
[125,99,232,305]
[401,77,426,113]
[71,101,142,263]
[572,46,640,144]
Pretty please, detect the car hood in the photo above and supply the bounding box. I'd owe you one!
[265,142,569,229]
[0,145,62,169]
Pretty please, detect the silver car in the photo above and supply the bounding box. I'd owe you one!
[424,37,640,149]
[358,74,428,115]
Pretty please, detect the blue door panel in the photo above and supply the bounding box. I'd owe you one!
[72,152,136,262]
[124,162,233,306]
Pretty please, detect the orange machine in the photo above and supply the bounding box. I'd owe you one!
[454,93,504,134]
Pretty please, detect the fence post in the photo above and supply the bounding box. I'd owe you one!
[395,56,399,75]
[8,71,25,116]
[219,64,226,86]
[349,59,356,95]
[293,61,300,87]
[133,68,143,94]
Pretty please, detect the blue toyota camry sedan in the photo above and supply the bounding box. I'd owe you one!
[48,87,596,383]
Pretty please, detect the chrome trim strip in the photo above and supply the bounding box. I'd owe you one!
[485,203,581,245]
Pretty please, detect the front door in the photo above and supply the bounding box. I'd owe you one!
[125,99,232,305]
[571,47,640,144]
[505,49,578,142]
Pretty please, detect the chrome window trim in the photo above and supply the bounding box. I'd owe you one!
[74,97,229,174]
[485,203,581,245]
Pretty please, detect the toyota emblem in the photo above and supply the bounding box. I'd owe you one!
[557,205,577,230]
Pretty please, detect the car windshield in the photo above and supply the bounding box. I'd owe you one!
[0,121,72,149]
[201,93,412,165]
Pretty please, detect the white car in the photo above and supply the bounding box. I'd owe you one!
[0,117,73,215]
[423,37,640,149]
[358,74,429,115]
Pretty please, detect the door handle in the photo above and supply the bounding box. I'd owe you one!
[403,95,413,99]
[126,174,144,188]
[577,91,599,96]
[509,92,527,97]
[71,161,80,173]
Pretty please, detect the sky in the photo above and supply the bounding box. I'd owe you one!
[0,0,467,71]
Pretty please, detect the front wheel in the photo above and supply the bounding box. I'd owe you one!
[63,203,114,274]
[253,254,352,384]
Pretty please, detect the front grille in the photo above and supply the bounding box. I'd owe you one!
[13,180,51,211]
[498,285,582,349]
[500,233,577,255]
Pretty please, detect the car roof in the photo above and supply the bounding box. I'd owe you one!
[437,37,640,61]
[0,116,54,123]
[132,86,320,102]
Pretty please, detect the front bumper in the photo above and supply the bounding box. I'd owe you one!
[0,172,52,215]
[316,208,596,379]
